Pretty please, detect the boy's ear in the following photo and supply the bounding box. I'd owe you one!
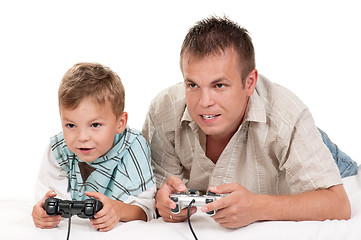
[116,112,128,134]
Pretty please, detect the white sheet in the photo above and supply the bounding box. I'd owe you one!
[2,169,361,240]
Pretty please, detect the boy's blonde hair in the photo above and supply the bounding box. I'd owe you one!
[59,62,125,117]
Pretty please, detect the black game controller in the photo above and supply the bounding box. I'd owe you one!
[44,198,103,219]
[170,189,223,215]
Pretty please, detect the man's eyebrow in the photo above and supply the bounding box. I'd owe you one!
[184,77,231,85]
[210,78,226,84]
[184,78,196,84]
[210,77,233,86]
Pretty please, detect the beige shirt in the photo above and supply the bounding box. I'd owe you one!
[142,75,342,195]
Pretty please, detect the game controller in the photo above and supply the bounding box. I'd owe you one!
[170,189,223,215]
[44,198,103,219]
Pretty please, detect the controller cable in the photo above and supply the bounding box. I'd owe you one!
[66,204,73,240]
[187,199,198,240]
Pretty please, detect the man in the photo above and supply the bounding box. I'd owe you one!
[142,16,356,228]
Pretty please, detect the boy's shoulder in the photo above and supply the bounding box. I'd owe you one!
[111,126,149,156]
[49,132,70,157]
[50,132,65,146]
[49,132,75,170]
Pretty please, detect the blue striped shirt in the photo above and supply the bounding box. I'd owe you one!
[50,126,155,201]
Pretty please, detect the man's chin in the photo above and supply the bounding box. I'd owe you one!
[198,125,223,137]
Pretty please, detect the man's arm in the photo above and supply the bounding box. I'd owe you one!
[203,183,351,228]
[142,107,181,187]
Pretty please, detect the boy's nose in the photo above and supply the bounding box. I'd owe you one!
[78,129,90,142]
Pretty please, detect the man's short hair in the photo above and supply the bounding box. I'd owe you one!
[180,16,255,83]
[59,62,125,117]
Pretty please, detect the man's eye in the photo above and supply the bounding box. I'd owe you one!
[215,83,225,88]
[66,124,75,129]
[91,123,101,128]
[189,83,197,88]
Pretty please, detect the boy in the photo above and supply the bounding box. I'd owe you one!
[32,62,156,232]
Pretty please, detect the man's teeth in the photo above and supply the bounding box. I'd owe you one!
[202,115,216,120]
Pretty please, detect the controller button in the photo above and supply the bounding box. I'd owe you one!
[84,207,93,216]
[171,205,179,213]
[207,190,217,196]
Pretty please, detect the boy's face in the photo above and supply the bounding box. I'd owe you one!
[60,97,127,162]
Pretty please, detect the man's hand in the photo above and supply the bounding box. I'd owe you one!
[32,190,63,229]
[201,183,260,228]
[155,176,196,222]
[202,183,351,229]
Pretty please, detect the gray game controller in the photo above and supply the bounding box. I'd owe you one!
[170,189,223,215]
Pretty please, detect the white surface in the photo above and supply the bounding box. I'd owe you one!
[0,0,360,200]
[1,2,359,239]
[1,170,360,240]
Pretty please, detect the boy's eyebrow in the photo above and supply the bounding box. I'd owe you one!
[60,115,106,123]
[60,116,73,122]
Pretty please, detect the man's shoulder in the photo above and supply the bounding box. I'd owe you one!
[150,82,185,109]
[148,82,186,123]
[256,74,309,126]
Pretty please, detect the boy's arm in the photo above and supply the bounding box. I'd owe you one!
[123,184,157,221]
[32,144,69,228]
[35,144,70,201]
[85,191,148,232]
[32,190,62,229]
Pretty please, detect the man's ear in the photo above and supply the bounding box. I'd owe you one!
[116,112,128,134]
[245,69,258,97]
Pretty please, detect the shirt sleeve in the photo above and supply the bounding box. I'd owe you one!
[142,108,184,189]
[34,143,70,202]
[277,108,343,194]
[123,184,156,221]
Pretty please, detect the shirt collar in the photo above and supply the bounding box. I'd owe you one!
[243,89,267,123]
[180,107,198,131]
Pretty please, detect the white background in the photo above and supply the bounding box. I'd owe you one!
[0,0,360,200]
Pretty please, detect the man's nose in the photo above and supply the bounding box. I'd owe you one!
[199,89,215,108]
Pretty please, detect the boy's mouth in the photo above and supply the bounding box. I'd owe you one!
[78,147,94,153]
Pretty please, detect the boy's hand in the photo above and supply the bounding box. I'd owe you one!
[85,191,125,232]
[32,190,63,229]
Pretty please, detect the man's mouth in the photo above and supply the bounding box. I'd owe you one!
[201,114,220,120]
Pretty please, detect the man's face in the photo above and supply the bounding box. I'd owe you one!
[182,48,257,141]
[60,97,127,162]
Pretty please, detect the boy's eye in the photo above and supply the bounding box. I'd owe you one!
[66,124,75,129]
[91,123,101,128]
